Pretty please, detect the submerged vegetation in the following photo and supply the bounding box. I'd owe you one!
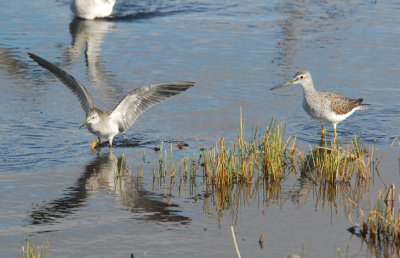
[22,239,50,258]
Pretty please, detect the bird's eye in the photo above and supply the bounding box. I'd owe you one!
[92,116,95,119]
[300,76,304,79]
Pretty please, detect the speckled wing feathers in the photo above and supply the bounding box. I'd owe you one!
[322,92,364,115]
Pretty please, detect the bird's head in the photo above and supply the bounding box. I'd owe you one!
[80,109,101,129]
[86,110,101,125]
[271,70,312,90]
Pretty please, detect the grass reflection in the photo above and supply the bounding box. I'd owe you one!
[349,184,400,256]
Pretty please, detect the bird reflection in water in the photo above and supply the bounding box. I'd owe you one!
[30,151,190,225]
[66,18,122,104]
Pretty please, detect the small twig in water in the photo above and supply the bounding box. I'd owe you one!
[231,226,242,258]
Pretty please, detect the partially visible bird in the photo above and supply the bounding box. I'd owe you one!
[28,53,195,151]
[271,70,368,137]
[71,0,116,20]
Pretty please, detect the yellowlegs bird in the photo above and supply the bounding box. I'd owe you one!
[71,0,116,20]
[28,53,195,151]
[270,70,368,137]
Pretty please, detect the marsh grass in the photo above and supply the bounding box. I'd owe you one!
[153,142,198,180]
[22,239,50,258]
[200,110,299,189]
[362,184,400,243]
[301,137,375,183]
[157,111,376,189]
[151,110,378,225]
[152,111,296,185]
[258,118,299,181]
[347,184,400,256]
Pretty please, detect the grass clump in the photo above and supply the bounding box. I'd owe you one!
[348,184,400,256]
[22,240,50,258]
[257,118,298,182]
[201,110,298,189]
[363,184,400,242]
[154,110,299,189]
[301,137,375,183]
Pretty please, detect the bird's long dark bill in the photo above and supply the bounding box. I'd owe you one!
[79,122,86,129]
[270,79,296,91]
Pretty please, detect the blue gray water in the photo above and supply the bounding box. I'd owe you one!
[1,0,400,257]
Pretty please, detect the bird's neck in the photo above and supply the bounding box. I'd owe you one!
[301,79,317,97]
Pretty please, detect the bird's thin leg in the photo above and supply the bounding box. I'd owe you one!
[320,122,326,137]
[98,137,102,144]
[109,138,113,149]
[333,124,337,138]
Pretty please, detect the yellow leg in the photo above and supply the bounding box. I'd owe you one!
[333,127,337,137]
[320,123,326,137]
[90,138,104,152]
[91,141,98,152]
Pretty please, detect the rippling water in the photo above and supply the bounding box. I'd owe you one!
[1,0,400,257]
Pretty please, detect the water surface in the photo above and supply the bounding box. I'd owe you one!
[1,0,400,257]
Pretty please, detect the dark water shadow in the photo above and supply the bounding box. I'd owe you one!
[29,151,190,226]
[103,1,210,22]
[104,9,197,22]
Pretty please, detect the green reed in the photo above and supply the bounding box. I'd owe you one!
[200,112,297,190]
[22,240,50,258]
[302,136,374,183]
[157,109,298,191]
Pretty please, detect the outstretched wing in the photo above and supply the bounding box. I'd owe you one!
[111,81,195,133]
[28,53,95,115]
[322,92,363,115]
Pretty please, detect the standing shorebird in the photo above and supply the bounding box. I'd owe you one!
[71,0,116,20]
[270,70,368,137]
[28,53,195,151]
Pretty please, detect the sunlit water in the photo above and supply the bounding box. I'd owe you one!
[1,0,400,257]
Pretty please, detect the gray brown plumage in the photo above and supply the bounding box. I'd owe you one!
[271,70,368,136]
[322,93,365,115]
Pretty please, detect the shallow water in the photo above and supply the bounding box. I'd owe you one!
[1,0,400,257]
